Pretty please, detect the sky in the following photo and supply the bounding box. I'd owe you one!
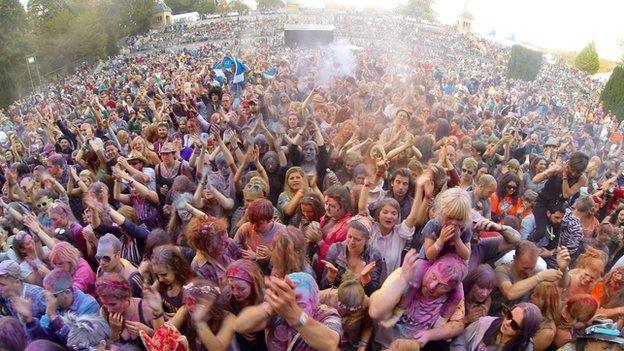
[298,0,624,61]
[19,0,624,61]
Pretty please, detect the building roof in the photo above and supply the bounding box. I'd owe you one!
[460,10,474,20]
[153,0,172,14]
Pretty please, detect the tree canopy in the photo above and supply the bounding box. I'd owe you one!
[0,0,164,107]
[395,0,436,22]
[256,0,284,10]
[601,65,624,121]
[575,41,600,75]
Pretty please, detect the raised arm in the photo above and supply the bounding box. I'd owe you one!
[369,251,415,321]
[116,167,159,204]
[211,126,237,175]
[23,214,57,250]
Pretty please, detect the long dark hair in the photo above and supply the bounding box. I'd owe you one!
[496,172,521,203]
[150,245,194,293]
[482,302,543,351]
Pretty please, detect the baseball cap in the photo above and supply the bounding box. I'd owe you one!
[0,260,21,280]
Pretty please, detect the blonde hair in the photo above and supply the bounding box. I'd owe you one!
[434,187,472,227]
[283,167,309,198]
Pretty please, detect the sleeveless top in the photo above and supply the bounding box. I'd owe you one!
[156,162,183,187]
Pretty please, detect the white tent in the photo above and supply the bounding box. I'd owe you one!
[172,12,200,23]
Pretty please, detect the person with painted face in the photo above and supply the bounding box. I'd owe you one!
[288,119,329,190]
[112,165,162,230]
[224,259,268,351]
[94,234,144,298]
[380,109,414,151]
[235,272,342,351]
[369,252,469,350]
[319,277,373,351]
[188,215,239,284]
[9,230,50,286]
[450,302,543,351]
[209,125,237,199]
[23,268,99,345]
[95,274,162,346]
[279,166,324,226]
[150,245,194,316]
[165,278,238,351]
[48,242,96,296]
[235,198,285,273]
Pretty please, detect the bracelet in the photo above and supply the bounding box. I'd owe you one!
[433,242,442,251]
[153,311,164,319]
[535,273,541,283]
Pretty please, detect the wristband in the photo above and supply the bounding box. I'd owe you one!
[535,274,541,283]
[433,242,442,251]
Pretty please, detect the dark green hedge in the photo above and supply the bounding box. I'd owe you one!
[507,44,543,81]
[601,65,624,120]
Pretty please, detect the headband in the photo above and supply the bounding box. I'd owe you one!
[348,215,373,235]
[226,267,254,284]
[183,282,220,296]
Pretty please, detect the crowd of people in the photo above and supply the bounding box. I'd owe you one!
[1,10,624,351]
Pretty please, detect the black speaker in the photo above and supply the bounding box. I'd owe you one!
[284,24,335,47]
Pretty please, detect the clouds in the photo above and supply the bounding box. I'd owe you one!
[435,0,624,61]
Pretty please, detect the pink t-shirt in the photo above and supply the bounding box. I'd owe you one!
[73,258,96,296]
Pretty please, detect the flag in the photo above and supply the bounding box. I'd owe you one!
[212,55,247,91]
[263,67,278,79]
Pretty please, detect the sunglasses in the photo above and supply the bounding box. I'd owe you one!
[461,168,475,175]
[95,255,112,263]
[506,185,518,190]
[52,288,70,298]
[36,200,53,209]
[504,308,521,331]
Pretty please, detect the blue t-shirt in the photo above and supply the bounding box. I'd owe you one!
[418,218,472,258]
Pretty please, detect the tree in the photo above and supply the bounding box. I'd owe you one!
[167,0,193,14]
[256,0,284,10]
[575,41,600,74]
[396,0,436,22]
[0,0,32,106]
[601,65,624,121]
[194,0,217,14]
[507,45,543,81]
[227,1,250,13]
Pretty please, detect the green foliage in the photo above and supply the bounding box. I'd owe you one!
[0,0,32,106]
[0,0,158,108]
[395,0,436,22]
[600,65,624,121]
[227,1,251,13]
[194,0,217,14]
[167,0,193,13]
[575,41,600,74]
[256,0,284,10]
[507,45,543,81]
